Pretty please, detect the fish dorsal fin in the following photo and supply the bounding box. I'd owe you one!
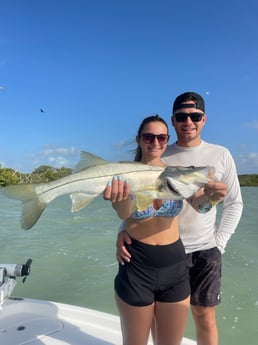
[73,151,109,173]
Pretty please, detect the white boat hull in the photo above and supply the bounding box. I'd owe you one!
[0,297,196,345]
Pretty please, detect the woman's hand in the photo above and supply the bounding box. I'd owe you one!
[103,176,130,203]
[103,176,132,219]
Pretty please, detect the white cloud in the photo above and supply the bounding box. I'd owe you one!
[112,140,127,150]
[243,120,258,130]
[112,139,134,151]
[236,152,258,174]
[32,146,80,169]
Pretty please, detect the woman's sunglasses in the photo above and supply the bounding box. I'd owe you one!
[174,112,204,122]
[141,133,170,144]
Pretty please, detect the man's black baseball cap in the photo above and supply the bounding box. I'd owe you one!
[172,92,205,114]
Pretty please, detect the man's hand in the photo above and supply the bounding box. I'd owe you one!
[204,181,227,203]
[116,230,132,265]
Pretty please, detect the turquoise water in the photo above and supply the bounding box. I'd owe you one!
[0,187,257,344]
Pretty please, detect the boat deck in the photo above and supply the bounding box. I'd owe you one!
[0,297,196,345]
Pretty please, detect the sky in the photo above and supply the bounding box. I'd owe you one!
[0,0,258,174]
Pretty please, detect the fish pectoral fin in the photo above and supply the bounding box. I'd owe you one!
[134,193,154,211]
[70,193,96,212]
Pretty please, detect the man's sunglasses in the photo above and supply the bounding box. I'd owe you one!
[141,133,170,144]
[174,112,204,122]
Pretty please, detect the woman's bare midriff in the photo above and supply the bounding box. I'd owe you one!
[125,216,179,245]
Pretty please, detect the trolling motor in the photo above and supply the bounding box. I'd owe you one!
[0,258,32,306]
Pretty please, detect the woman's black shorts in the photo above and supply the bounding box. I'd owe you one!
[114,237,190,306]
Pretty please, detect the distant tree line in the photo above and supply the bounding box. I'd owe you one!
[0,166,257,187]
[0,166,72,186]
[238,174,258,186]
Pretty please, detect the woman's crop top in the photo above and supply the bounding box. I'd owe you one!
[130,199,183,220]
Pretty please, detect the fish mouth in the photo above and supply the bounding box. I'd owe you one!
[166,180,181,195]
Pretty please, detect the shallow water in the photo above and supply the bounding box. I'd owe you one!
[0,187,257,344]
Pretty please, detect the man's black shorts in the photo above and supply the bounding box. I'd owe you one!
[186,247,222,307]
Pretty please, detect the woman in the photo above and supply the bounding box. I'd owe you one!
[104,115,227,345]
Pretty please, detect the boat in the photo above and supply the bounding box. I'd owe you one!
[0,259,196,345]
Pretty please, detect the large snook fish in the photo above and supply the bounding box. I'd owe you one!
[1,151,214,230]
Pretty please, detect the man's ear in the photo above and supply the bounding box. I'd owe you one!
[202,114,207,126]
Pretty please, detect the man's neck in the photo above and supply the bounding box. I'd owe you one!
[176,138,202,148]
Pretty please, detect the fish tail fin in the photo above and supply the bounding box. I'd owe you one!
[2,184,47,230]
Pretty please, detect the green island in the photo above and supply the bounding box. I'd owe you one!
[0,166,257,187]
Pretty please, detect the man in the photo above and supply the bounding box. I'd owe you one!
[113,92,243,345]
